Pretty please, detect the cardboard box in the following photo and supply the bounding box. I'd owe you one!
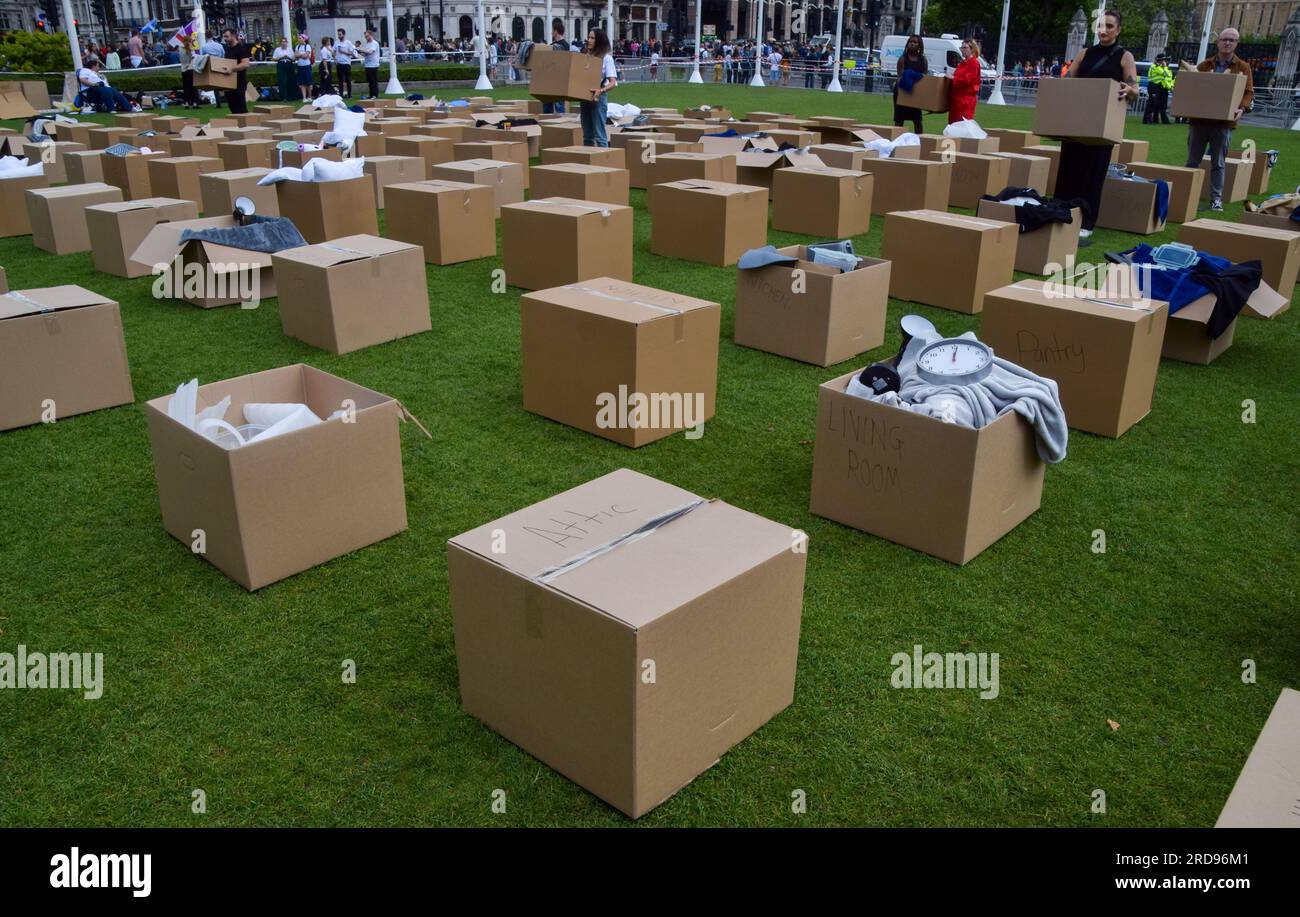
[85,198,200,278]
[531,163,630,206]
[271,130,327,147]
[988,151,1052,195]
[350,133,387,157]
[856,123,905,140]
[199,167,279,219]
[0,286,135,432]
[14,140,85,184]
[264,119,311,134]
[0,172,51,236]
[647,152,737,207]
[88,126,137,151]
[463,123,541,159]
[1021,144,1062,194]
[540,121,586,149]
[897,75,951,112]
[927,151,1011,209]
[278,148,343,170]
[624,139,703,189]
[810,367,1044,564]
[810,143,876,172]
[1033,78,1128,144]
[220,127,275,143]
[368,117,421,136]
[254,104,296,117]
[664,123,721,143]
[271,234,430,354]
[882,210,1018,313]
[361,155,427,208]
[1240,207,1296,233]
[813,125,884,146]
[428,159,525,216]
[447,467,803,817]
[452,138,530,187]
[413,122,470,142]
[1215,687,1300,827]
[193,55,238,90]
[147,156,223,207]
[1094,175,1166,234]
[865,157,952,215]
[651,180,768,267]
[918,133,999,157]
[1169,69,1247,120]
[764,128,820,148]
[151,115,199,134]
[144,364,411,590]
[1231,148,1273,195]
[103,150,166,200]
[19,80,51,112]
[521,280,718,446]
[384,179,496,264]
[0,81,38,119]
[1113,138,1149,164]
[541,145,627,170]
[26,182,124,254]
[980,280,1168,437]
[1178,218,1300,308]
[976,200,1081,275]
[985,128,1041,153]
[167,135,226,161]
[274,176,378,244]
[64,150,106,185]
[735,244,889,366]
[528,46,604,102]
[59,122,97,148]
[771,167,872,237]
[501,198,633,290]
[384,134,455,172]
[733,149,824,190]
[747,111,791,123]
[113,112,153,130]
[1125,162,1204,223]
[1199,156,1251,202]
[218,138,277,170]
[229,112,267,128]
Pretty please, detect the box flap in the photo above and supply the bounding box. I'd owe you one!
[129,215,237,270]
[527,276,717,324]
[1216,687,1300,827]
[898,209,1010,231]
[661,179,760,196]
[997,279,1164,323]
[0,285,113,321]
[276,233,416,267]
[29,182,118,199]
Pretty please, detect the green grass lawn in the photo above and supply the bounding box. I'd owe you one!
[1,84,1296,827]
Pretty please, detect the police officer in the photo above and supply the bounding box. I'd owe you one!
[1144,53,1173,124]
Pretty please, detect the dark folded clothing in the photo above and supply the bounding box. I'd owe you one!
[980,187,1086,233]
[179,215,308,254]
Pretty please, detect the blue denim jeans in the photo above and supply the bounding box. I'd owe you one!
[580,94,608,147]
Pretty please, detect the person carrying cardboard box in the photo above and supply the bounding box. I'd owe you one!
[1053,9,1139,241]
[1182,29,1254,212]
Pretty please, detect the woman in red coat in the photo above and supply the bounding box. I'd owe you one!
[948,38,982,124]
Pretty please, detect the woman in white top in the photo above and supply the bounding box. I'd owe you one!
[579,29,618,148]
[272,37,296,103]
[318,37,335,95]
[295,34,315,101]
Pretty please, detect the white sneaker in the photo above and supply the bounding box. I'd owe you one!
[1079,228,1093,239]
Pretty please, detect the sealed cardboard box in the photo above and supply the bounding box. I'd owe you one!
[1231,147,1273,195]
[254,104,296,117]
[193,55,238,89]
[882,209,1017,313]
[151,114,199,134]
[144,364,412,590]
[0,285,134,432]
[1021,144,1062,193]
[428,158,525,216]
[647,152,737,206]
[361,155,427,208]
[271,234,430,354]
[463,123,541,159]
[103,150,166,200]
[528,46,604,102]
[59,122,97,147]
[1169,69,1247,120]
[897,75,951,112]
[147,155,224,207]
[1096,175,1166,234]
[1216,688,1300,827]
[1033,78,1128,144]
[167,135,224,159]
[988,151,1052,194]
[448,467,803,817]
[857,122,905,140]
[65,150,106,185]
[0,172,51,237]
[113,112,155,129]
[383,134,455,171]
[810,367,1045,564]
[384,179,496,264]
[866,157,952,214]
[218,138,277,170]
[1199,155,1251,202]
[274,176,378,244]
[451,137,530,187]
[540,121,586,149]
[918,133,999,157]
[1113,138,1150,163]
[610,129,672,150]
[651,180,768,267]
[199,167,279,218]
[501,197,633,290]
[980,280,1167,437]
[663,123,719,143]
[735,244,889,366]
[368,117,421,136]
[351,133,387,157]
[928,151,1011,209]
[85,197,199,278]
[541,145,627,169]
[975,200,1081,275]
[771,166,872,237]
[229,112,267,127]
[1178,218,1300,308]
[985,128,1040,153]
[414,122,470,142]
[531,163,630,206]
[26,182,124,254]
[1126,162,1203,223]
[522,280,718,446]
[88,126,137,150]
[625,139,703,189]
[748,111,791,123]
[810,143,876,171]
[764,128,820,148]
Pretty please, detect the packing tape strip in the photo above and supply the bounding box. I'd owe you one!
[533,498,707,584]
[320,241,383,276]
[563,283,683,316]
[6,291,53,313]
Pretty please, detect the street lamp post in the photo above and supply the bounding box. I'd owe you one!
[828,0,844,92]
[689,0,702,83]
[987,0,1010,104]
[749,0,765,86]
[474,0,492,88]
[385,0,403,93]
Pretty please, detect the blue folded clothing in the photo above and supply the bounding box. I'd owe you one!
[898,69,925,92]
[1129,243,1232,313]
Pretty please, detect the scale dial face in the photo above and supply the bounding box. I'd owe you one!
[915,339,994,386]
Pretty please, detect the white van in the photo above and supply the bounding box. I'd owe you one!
[881,34,995,78]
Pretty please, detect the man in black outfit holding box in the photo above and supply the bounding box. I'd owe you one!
[222,28,253,115]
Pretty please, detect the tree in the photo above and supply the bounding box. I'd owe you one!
[0,30,75,72]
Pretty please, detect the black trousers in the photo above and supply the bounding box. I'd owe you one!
[1145,85,1170,123]
[318,61,333,94]
[1055,140,1114,230]
[366,66,379,98]
[181,68,198,106]
[225,84,248,114]
[893,94,923,133]
[336,63,353,96]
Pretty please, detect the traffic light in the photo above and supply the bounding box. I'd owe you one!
[40,0,61,30]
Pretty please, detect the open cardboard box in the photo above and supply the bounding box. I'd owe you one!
[448,467,805,818]
[144,364,416,591]
[86,198,200,278]
[129,215,277,307]
[1178,218,1300,310]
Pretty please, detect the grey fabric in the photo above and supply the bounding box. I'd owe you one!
[1186,121,1232,200]
[737,245,800,270]
[179,215,308,254]
[847,330,1069,464]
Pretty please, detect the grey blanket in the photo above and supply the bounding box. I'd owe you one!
[179,216,308,254]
